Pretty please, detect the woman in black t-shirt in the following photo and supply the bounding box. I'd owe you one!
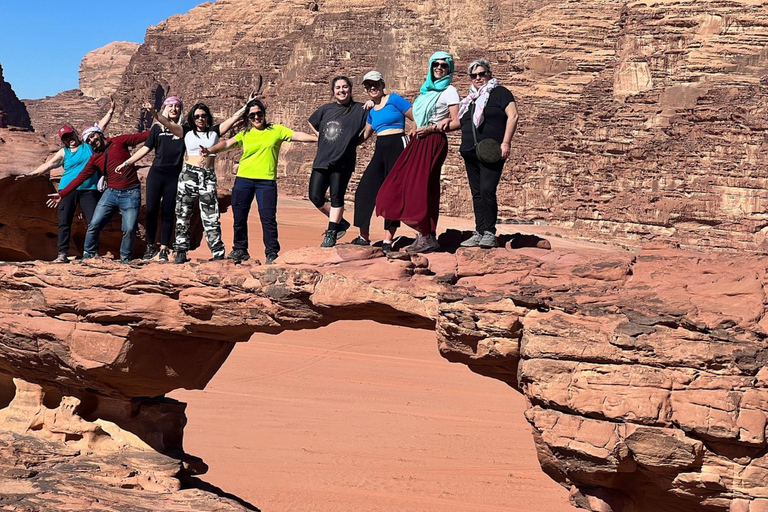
[307,76,368,248]
[456,58,519,249]
[116,96,185,262]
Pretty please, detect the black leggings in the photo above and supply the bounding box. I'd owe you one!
[461,150,505,234]
[354,133,407,232]
[308,164,353,209]
[145,168,179,246]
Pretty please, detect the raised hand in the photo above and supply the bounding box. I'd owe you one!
[199,145,211,157]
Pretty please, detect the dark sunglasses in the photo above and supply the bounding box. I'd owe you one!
[193,114,208,120]
[362,82,380,90]
[432,62,450,70]
[248,111,264,119]
[469,71,489,79]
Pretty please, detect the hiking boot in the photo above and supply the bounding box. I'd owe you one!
[479,231,497,249]
[336,219,350,241]
[158,248,169,261]
[406,234,439,254]
[209,254,225,261]
[53,252,69,264]
[321,229,337,248]
[265,252,278,265]
[143,245,158,260]
[227,248,250,262]
[349,235,371,246]
[460,231,483,248]
[174,250,188,264]
[382,242,395,254]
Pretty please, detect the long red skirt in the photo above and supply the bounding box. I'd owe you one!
[375,132,448,235]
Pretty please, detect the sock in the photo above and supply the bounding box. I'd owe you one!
[328,221,340,232]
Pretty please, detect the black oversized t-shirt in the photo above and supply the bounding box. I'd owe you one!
[459,86,516,153]
[309,101,367,171]
[144,124,185,173]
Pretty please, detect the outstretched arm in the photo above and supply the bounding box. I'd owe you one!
[200,137,239,157]
[143,102,183,138]
[18,148,66,179]
[114,145,152,173]
[219,90,259,135]
[291,131,318,143]
[96,97,116,130]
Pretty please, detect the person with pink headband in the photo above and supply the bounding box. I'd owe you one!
[115,96,185,261]
[18,98,115,263]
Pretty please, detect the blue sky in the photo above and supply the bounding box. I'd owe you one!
[0,1,208,100]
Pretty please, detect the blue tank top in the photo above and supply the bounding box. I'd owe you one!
[60,144,99,191]
[366,93,412,133]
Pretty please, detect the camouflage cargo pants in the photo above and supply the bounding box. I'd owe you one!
[174,164,225,257]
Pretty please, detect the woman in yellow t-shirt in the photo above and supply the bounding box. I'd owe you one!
[202,99,318,264]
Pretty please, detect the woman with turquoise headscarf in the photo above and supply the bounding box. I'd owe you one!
[376,51,460,253]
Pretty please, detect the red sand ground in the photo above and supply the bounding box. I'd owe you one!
[173,197,577,512]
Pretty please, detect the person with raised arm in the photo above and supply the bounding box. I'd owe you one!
[115,96,185,262]
[18,98,115,262]
[307,76,368,248]
[199,98,318,264]
[351,71,414,253]
[144,94,255,263]
[376,51,461,254]
[47,105,149,264]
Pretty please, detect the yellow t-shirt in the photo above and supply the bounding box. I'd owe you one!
[234,124,294,180]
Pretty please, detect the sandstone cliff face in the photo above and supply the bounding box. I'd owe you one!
[79,41,141,99]
[0,64,32,130]
[98,0,768,252]
[1,238,768,512]
[24,91,111,142]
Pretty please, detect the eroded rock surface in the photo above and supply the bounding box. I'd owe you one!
[0,64,32,130]
[0,235,767,511]
[79,41,141,99]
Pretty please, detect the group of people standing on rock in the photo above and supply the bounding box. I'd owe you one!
[21,51,518,265]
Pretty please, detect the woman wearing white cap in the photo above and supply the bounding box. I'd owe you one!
[350,71,413,252]
[19,99,115,263]
[116,96,185,262]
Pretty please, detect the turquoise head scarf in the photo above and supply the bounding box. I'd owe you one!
[412,51,455,128]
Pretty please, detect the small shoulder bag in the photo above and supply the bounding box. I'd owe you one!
[470,102,502,164]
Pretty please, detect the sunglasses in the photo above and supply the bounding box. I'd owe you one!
[248,111,264,119]
[193,114,208,120]
[363,82,380,90]
[470,71,489,79]
[432,62,450,70]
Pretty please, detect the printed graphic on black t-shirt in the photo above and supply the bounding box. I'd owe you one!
[309,102,367,171]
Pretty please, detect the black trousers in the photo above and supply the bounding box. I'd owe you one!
[461,151,505,234]
[145,168,179,246]
[309,164,353,209]
[354,133,407,232]
[232,177,279,256]
[57,189,100,254]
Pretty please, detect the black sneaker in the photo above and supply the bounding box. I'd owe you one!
[382,242,395,254]
[349,235,371,246]
[209,254,225,261]
[158,248,169,261]
[174,250,187,264]
[265,253,278,265]
[227,248,251,262]
[336,219,350,241]
[321,229,337,248]
[143,245,158,260]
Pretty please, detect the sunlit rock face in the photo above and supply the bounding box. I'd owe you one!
[0,64,32,130]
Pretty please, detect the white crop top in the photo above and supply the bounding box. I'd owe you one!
[184,124,221,157]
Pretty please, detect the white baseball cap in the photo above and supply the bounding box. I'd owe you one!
[363,70,383,83]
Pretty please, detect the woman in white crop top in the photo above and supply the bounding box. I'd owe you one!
[148,94,255,263]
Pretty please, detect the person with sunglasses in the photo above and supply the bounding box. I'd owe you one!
[145,95,255,263]
[46,112,150,264]
[308,76,368,248]
[376,51,460,253]
[199,99,318,264]
[19,99,115,263]
[350,71,414,252]
[456,58,518,248]
[114,96,185,262]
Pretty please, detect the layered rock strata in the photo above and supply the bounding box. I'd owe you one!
[79,41,141,99]
[1,235,767,511]
[90,0,768,252]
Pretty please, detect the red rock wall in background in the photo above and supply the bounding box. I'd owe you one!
[79,41,141,99]
[0,64,32,129]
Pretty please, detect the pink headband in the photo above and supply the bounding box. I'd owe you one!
[163,96,183,107]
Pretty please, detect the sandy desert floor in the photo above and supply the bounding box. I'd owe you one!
[172,196,577,512]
